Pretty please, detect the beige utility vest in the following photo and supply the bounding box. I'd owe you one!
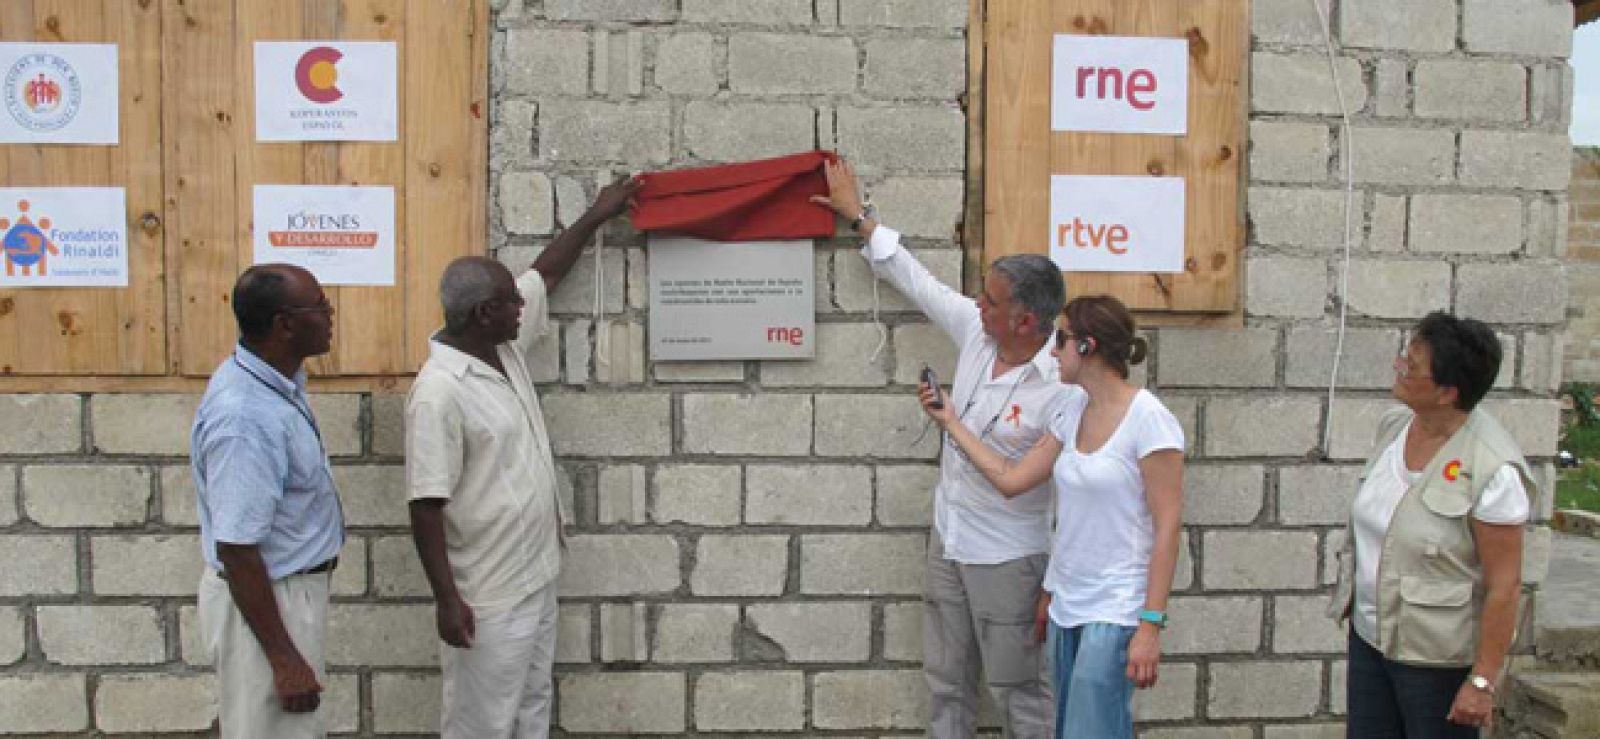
[1328,406,1537,667]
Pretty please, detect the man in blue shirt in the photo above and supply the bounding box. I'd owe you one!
[192,263,344,738]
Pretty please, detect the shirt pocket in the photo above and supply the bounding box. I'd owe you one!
[1396,575,1476,665]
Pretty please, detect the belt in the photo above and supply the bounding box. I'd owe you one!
[217,556,338,581]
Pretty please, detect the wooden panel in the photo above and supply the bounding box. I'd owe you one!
[984,0,1246,318]
[0,0,167,374]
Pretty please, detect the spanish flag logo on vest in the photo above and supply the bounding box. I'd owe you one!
[1442,459,1463,482]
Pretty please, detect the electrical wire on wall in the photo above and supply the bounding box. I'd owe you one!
[1310,0,1358,457]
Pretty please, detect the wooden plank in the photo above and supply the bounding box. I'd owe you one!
[0,373,413,393]
[167,0,241,375]
[961,0,987,297]
[402,0,484,369]
[117,0,169,373]
[983,0,1051,281]
[0,1,40,373]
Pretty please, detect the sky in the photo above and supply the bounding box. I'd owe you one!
[1574,22,1600,145]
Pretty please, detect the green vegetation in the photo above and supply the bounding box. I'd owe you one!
[1558,383,1600,514]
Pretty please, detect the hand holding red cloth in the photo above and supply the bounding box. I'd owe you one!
[631,150,837,242]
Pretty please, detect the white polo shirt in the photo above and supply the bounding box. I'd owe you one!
[865,226,1075,564]
[405,270,568,611]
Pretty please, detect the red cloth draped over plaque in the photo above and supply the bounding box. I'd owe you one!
[631,150,837,242]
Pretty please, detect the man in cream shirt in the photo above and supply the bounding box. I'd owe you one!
[404,178,637,737]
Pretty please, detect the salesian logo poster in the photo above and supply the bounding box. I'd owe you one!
[0,187,129,287]
[255,41,398,142]
[253,185,395,286]
[0,43,118,145]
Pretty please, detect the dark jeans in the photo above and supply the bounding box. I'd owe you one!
[1347,629,1476,739]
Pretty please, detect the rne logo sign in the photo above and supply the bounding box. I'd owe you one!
[1052,35,1189,135]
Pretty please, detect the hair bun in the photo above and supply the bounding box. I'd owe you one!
[1127,336,1149,366]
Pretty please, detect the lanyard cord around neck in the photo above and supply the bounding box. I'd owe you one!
[232,355,324,450]
[952,345,1030,444]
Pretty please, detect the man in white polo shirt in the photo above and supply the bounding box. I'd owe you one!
[814,159,1071,738]
[404,178,637,738]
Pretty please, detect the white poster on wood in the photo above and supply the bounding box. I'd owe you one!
[649,236,814,361]
[255,41,398,142]
[0,187,128,287]
[1052,34,1188,135]
[0,43,118,145]
[253,185,395,285]
[1049,175,1185,273]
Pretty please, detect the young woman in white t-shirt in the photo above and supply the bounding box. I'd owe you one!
[921,295,1185,739]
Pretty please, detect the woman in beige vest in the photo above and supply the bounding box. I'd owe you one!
[1329,312,1537,737]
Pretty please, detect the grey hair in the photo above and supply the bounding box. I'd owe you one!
[989,254,1065,337]
[439,256,506,334]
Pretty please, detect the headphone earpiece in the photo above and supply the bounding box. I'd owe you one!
[1077,339,1093,356]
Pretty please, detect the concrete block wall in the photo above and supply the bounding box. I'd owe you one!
[0,0,1571,735]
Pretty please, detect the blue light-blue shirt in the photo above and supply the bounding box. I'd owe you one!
[191,344,344,580]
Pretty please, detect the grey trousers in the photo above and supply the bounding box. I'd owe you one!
[924,533,1055,739]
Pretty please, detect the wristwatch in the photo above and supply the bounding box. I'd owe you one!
[1137,609,1168,629]
[849,202,877,232]
[1468,674,1495,694]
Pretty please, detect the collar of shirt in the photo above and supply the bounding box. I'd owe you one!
[234,343,308,398]
[979,335,1058,384]
[426,334,513,381]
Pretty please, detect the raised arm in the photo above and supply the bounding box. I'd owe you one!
[530,176,641,294]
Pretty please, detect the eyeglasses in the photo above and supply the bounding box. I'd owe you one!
[1393,353,1431,380]
[279,298,334,317]
[1054,328,1078,351]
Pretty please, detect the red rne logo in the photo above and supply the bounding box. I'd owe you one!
[766,326,805,346]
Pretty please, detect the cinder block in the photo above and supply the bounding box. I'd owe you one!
[801,533,924,595]
[693,535,788,596]
[654,361,746,383]
[1373,58,1409,118]
[694,671,805,731]
[1184,464,1266,525]
[1323,530,1346,586]
[813,669,928,729]
[746,464,872,525]
[1265,725,1346,739]
[1338,0,1456,52]
[1366,194,1407,252]
[1279,465,1363,525]
[1248,187,1357,250]
[835,248,965,313]
[490,99,536,170]
[1345,260,1451,319]
[1251,53,1366,115]
[1252,0,1330,46]
[1321,397,1392,461]
[814,395,941,460]
[38,605,165,665]
[1462,0,1573,56]
[1285,327,1403,389]
[1156,328,1277,388]
[1133,661,1198,721]
[1459,131,1572,191]
[563,319,591,383]
[500,170,554,236]
[598,464,647,524]
[840,0,965,27]
[545,248,626,314]
[1209,660,1323,718]
[370,535,428,598]
[882,601,923,661]
[1526,197,1570,258]
[1344,127,1455,186]
[0,394,80,454]
[558,603,591,664]
[837,106,966,171]
[876,464,937,526]
[0,675,88,733]
[730,33,856,94]
[372,672,442,734]
[864,38,965,99]
[333,464,407,526]
[872,177,966,241]
[1532,62,1574,126]
[747,602,871,662]
[651,464,742,526]
[91,394,196,455]
[684,101,814,163]
[91,534,201,596]
[23,465,150,528]
[1479,398,1562,457]
[325,604,437,667]
[760,323,892,388]
[545,0,675,21]
[544,393,672,456]
[95,675,216,733]
[1458,263,1567,325]
[892,323,959,387]
[683,394,812,456]
[159,465,197,526]
[1414,60,1527,122]
[0,607,21,665]
[653,603,737,663]
[1203,531,1320,590]
[601,602,648,662]
[1408,194,1524,254]
[1145,726,1255,739]
[1203,396,1321,458]
[539,101,671,164]
[0,467,13,527]
[682,0,812,24]
[305,394,361,457]
[1520,331,1564,393]
[1274,595,1346,653]
[655,32,721,95]
[502,28,588,95]
[558,673,686,734]
[1164,596,1263,655]
[0,535,76,596]
[1249,121,1331,183]
[592,30,645,97]
[561,535,681,597]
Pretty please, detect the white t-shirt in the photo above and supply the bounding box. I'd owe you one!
[1043,389,1185,628]
[1351,422,1529,644]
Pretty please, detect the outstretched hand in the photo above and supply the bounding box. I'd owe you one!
[588,175,643,222]
[809,157,864,220]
